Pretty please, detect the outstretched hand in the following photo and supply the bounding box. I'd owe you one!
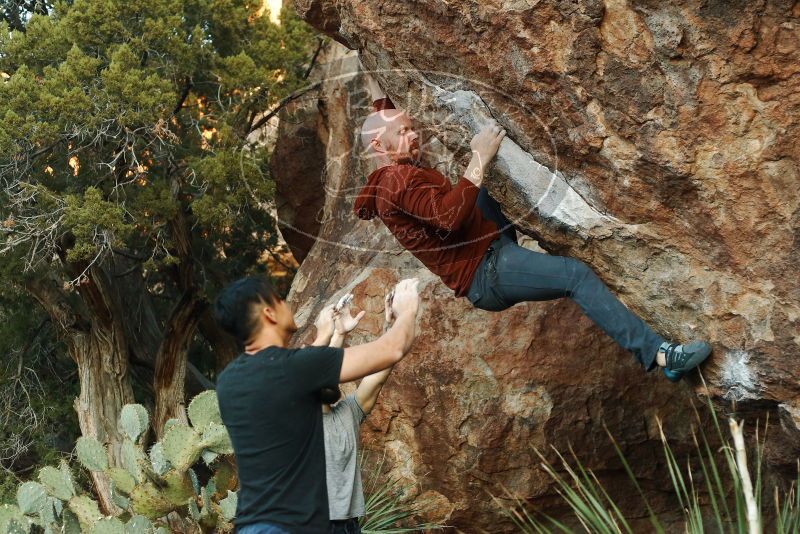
[390,278,420,319]
[314,304,336,339]
[333,293,366,334]
[470,121,506,169]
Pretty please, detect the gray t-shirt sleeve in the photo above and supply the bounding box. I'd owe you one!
[342,394,366,425]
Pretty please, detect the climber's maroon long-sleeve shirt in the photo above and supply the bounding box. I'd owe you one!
[355,96,498,296]
[354,164,499,296]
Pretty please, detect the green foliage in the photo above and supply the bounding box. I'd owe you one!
[76,437,109,473]
[495,381,800,533]
[0,0,314,277]
[360,453,444,533]
[15,482,47,515]
[187,389,223,430]
[7,391,239,532]
[119,405,149,444]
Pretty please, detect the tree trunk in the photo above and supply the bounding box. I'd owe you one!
[152,293,205,437]
[198,308,239,373]
[26,270,134,514]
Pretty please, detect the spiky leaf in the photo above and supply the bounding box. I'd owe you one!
[162,470,194,506]
[51,497,63,518]
[90,517,126,534]
[17,481,47,515]
[0,505,28,533]
[200,422,233,454]
[161,425,202,471]
[39,499,56,527]
[111,483,130,511]
[125,515,153,534]
[38,464,75,501]
[162,419,181,435]
[219,491,237,521]
[187,390,222,429]
[201,450,219,465]
[107,468,136,495]
[188,500,200,521]
[204,480,217,503]
[148,443,170,476]
[61,509,81,534]
[189,468,200,496]
[129,482,174,520]
[5,519,27,534]
[76,436,109,472]
[67,495,102,532]
[213,460,237,493]
[121,439,145,482]
[119,405,150,443]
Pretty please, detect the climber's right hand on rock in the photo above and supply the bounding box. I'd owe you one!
[390,278,420,319]
[470,122,506,168]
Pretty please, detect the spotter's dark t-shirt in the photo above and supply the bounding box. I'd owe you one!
[216,345,344,533]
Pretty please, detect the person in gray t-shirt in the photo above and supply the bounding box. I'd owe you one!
[316,290,398,534]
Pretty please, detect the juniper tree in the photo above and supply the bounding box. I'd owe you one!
[0,0,316,511]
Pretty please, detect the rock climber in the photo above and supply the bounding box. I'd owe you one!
[353,70,710,383]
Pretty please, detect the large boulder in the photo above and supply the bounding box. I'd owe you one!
[273,43,719,530]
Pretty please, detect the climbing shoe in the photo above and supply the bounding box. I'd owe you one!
[660,340,712,375]
[662,367,684,383]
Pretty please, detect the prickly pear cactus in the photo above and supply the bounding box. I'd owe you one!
[120,438,147,483]
[119,404,149,443]
[188,390,223,429]
[129,481,176,520]
[107,467,136,495]
[0,504,32,533]
[68,495,102,531]
[161,424,202,472]
[148,443,170,476]
[76,436,110,472]
[16,481,47,515]
[200,423,233,455]
[90,517,126,534]
[125,515,153,533]
[9,390,239,533]
[38,462,76,501]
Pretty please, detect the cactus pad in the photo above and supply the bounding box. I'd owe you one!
[187,390,222,429]
[161,425,201,471]
[107,468,136,495]
[38,463,75,501]
[76,436,109,472]
[125,515,152,534]
[119,404,149,443]
[90,517,126,534]
[121,439,145,483]
[161,470,195,506]
[200,423,233,455]
[16,481,47,515]
[148,443,170,476]
[67,495,102,531]
[129,482,175,520]
[219,491,237,521]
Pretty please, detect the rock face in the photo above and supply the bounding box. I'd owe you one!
[273,44,720,530]
[275,1,799,527]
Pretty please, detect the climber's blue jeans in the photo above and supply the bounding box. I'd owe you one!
[468,188,664,370]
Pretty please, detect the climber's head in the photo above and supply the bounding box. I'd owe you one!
[214,276,297,350]
[361,109,420,164]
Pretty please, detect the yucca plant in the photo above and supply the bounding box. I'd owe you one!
[494,375,800,533]
[360,453,445,533]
